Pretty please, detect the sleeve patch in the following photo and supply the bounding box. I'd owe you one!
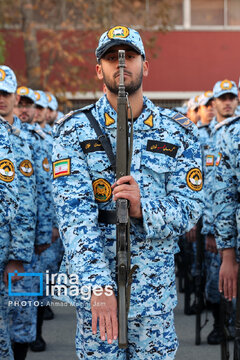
[53,158,71,179]
[215,153,222,166]
[0,159,15,182]
[186,168,203,191]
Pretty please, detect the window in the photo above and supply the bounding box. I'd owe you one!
[191,0,224,26]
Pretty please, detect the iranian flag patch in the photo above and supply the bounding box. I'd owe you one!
[53,158,71,179]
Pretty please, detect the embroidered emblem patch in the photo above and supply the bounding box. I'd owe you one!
[17,86,29,96]
[80,140,104,154]
[172,113,192,128]
[42,157,50,172]
[0,69,6,82]
[215,152,222,166]
[53,159,71,179]
[107,26,129,39]
[105,113,115,126]
[206,155,214,167]
[144,114,153,128]
[220,80,232,90]
[186,168,203,191]
[0,159,15,182]
[147,140,178,158]
[46,94,52,102]
[92,178,112,203]
[19,160,34,177]
[34,91,41,101]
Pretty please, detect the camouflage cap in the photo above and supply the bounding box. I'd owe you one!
[17,86,36,103]
[0,65,17,93]
[96,25,145,62]
[187,95,199,111]
[46,93,58,111]
[34,90,48,108]
[213,79,238,98]
[198,91,214,106]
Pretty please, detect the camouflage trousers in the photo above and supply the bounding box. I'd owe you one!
[75,309,178,359]
[0,274,14,360]
[205,251,221,304]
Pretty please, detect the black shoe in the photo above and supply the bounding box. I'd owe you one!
[12,342,29,360]
[30,336,46,352]
[43,305,54,320]
[207,327,224,345]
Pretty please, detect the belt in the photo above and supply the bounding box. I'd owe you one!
[98,210,117,224]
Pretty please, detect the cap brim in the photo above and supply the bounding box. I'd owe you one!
[96,39,141,60]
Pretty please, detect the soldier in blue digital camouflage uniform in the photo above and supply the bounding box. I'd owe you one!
[46,92,58,130]
[201,80,239,344]
[186,95,200,125]
[0,65,37,360]
[52,26,204,359]
[15,86,53,353]
[0,68,19,360]
[235,77,240,115]
[213,83,240,302]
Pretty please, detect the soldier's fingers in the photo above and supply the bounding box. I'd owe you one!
[111,311,118,340]
[92,312,98,335]
[99,314,106,341]
[233,278,237,299]
[223,278,229,300]
[219,275,223,293]
[105,313,113,344]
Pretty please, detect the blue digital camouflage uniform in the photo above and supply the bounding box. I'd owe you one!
[52,94,203,359]
[213,115,240,256]
[0,118,19,360]
[0,116,37,359]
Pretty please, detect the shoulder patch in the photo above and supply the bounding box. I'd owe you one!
[55,104,95,129]
[35,128,46,140]
[159,108,193,130]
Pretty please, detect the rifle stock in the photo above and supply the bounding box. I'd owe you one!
[116,50,129,349]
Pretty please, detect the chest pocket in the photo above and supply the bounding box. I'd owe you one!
[141,150,177,197]
[85,151,113,178]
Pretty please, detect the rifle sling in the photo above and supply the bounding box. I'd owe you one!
[83,109,116,172]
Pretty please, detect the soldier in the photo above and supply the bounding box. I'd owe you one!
[201,80,239,344]
[0,65,37,360]
[15,86,53,353]
[46,92,58,129]
[197,91,215,143]
[52,26,203,359]
[187,96,200,124]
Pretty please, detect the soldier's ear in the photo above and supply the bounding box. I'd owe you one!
[96,64,103,80]
[143,60,149,78]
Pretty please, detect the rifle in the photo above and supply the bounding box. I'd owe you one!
[220,294,231,360]
[116,49,130,349]
[234,265,240,360]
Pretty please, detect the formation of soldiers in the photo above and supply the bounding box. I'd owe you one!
[177,79,240,347]
[0,54,240,359]
[0,65,64,360]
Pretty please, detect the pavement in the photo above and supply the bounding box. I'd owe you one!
[26,292,233,360]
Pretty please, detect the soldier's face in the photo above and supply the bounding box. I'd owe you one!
[34,105,47,124]
[214,94,238,119]
[46,108,57,125]
[96,45,149,96]
[198,100,215,124]
[15,97,35,123]
[0,91,18,119]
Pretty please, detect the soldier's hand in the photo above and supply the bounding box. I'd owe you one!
[52,227,59,243]
[112,175,142,218]
[219,248,239,300]
[91,290,118,344]
[3,260,24,287]
[205,235,218,254]
[34,243,51,255]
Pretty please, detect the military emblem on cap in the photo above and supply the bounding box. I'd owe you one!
[220,80,232,90]
[35,91,41,101]
[0,69,6,82]
[107,26,129,39]
[42,157,50,172]
[204,91,213,98]
[19,159,34,177]
[92,178,112,202]
[0,159,15,182]
[47,94,52,102]
[17,86,29,96]
[186,168,202,191]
